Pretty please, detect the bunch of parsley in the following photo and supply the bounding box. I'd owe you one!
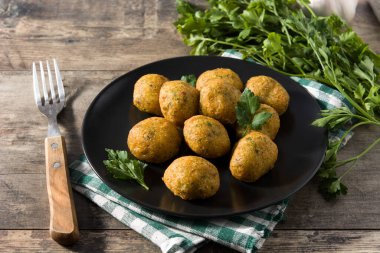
[175,0,380,199]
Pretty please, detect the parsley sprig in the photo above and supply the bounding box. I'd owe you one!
[103,149,149,190]
[236,89,272,136]
[175,0,380,199]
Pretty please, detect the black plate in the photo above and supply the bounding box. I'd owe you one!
[82,56,327,218]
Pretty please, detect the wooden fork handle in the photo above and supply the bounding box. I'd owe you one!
[45,136,79,245]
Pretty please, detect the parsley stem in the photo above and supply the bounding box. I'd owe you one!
[339,159,358,180]
[202,38,268,64]
[335,136,380,168]
[335,121,374,151]
[202,38,251,51]
[271,3,292,45]
[138,180,149,190]
[309,39,326,72]
[351,115,378,123]
[284,55,305,75]
[298,0,317,18]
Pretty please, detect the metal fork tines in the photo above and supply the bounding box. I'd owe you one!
[33,59,65,137]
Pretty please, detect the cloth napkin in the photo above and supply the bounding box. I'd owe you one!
[69,50,353,253]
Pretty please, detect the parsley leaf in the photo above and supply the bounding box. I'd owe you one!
[252,112,272,130]
[318,177,348,200]
[236,89,272,135]
[180,74,197,87]
[103,149,149,190]
[236,89,259,126]
[312,107,353,130]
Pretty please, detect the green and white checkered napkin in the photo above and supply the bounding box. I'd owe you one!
[69,50,353,253]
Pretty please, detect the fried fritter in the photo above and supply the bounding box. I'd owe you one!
[127,117,181,163]
[163,156,220,200]
[133,74,169,115]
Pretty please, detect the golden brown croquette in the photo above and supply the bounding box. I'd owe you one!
[163,156,220,200]
[133,74,169,115]
[230,131,278,182]
[246,76,289,115]
[127,117,181,163]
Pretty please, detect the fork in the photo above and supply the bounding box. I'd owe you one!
[33,60,79,245]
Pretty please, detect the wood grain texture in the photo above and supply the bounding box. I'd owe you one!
[0,0,378,71]
[45,136,79,245]
[261,230,380,253]
[0,0,379,252]
[0,70,122,174]
[0,230,379,252]
[0,230,158,252]
[0,0,189,71]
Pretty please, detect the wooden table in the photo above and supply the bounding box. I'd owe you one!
[1,0,379,252]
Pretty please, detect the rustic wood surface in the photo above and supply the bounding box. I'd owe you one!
[0,0,379,252]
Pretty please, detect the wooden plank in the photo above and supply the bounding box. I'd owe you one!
[0,229,379,252]
[261,230,380,253]
[0,70,123,173]
[0,0,175,31]
[0,0,189,70]
[0,0,379,71]
[0,230,158,252]
[0,174,127,229]
[0,34,189,71]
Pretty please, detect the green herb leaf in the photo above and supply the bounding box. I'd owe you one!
[312,107,353,130]
[236,89,260,128]
[180,74,197,87]
[263,33,285,66]
[324,140,340,162]
[354,84,366,100]
[318,177,348,200]
[238,28,251,40]
[103,148,149,190]
[236,89,272,134]
[251,112,272,130]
